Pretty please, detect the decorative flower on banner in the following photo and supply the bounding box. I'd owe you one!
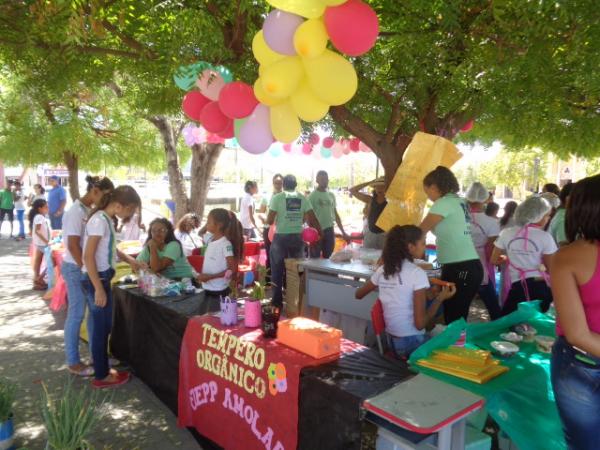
[268,362,288,396]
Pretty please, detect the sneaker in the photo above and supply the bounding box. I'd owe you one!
[91,371,131,389]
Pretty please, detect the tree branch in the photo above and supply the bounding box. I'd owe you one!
[98,18,158,59]
[329,105,384,157]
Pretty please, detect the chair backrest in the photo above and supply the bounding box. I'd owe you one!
[187,255,204,273]
[244,241,261,257]
[371,299,385,336]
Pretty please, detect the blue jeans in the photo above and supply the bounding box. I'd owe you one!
[389,334,427,358]
[50,213,63,230]
[16,210,25,237]
[478,281,502,320]
[82,268,115,380]
[270,233,304,308]
[62,261,93,366]
[551,336,600,450]
[309,227,335,259]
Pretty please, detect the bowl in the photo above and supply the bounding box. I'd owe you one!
[500,332,523,343]
[491,340,520,357]
[535,335,555,353]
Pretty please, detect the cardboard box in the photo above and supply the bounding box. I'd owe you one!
[277,317,342,359]
[284,258,305,318]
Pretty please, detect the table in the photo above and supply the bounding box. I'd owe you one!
[301,259,377,343]
[110,286,207,413]
[363,373,484,450]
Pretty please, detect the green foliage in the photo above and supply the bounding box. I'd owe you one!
[0,377,17,422]
[250,265,269,301]
[40,379,109,450]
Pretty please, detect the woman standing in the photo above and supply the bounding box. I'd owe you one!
[240,180,259,240]
[28,183,46,207]
[62,176,114,376]
[551,174,600,450]
[13,181,26,241]
[419,166,483,324]
[175,213,202,257]
[258,174,283,280]
[349,178,387,249]
[500,201,518,230]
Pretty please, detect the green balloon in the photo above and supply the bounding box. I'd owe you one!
[234,118,247,139]
[173,61,212,91]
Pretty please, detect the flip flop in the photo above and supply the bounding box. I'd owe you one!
[68,366,94,377]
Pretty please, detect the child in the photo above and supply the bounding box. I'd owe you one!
[118,208,145,241]
[29,199,51,290]
[82,185,142,389]
[491,196,557,315]
[196,208,243,313]
[355,225,456,358]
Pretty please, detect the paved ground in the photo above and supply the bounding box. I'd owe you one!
[0,236,200,450]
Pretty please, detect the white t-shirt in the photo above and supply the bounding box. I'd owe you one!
[495,225,558,284]
[371,262,430,337]
[83,211,116,273]
[175,229,201,257]
[240,193,254,229]
[32,214,50,247]
[470,212,500,285]
[62,200,90,265]
[202,236,234,291]
[120,213,141,241]
[14,190,26,210]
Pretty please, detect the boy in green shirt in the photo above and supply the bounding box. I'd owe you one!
[308,171,350,258]
[0,181,15,238]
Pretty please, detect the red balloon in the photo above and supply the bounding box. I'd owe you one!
[217,119,234,139]
[461,119,474,132]
[283,143,292,152]
[324,0,379,57]
[349,138,360,152]
[200,101,230,133]
[218,81,259,119]
[302,227,319,244]
[302,143,313,155]
[308,133,320,145]
[182,91,211,121]
[322,137,335,148]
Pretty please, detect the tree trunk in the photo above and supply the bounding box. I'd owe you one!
[189,142,224,220]
[148,115,189,222]
[63,151,80,200]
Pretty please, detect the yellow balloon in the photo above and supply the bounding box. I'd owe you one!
[290,79,329,122]
[303,50,358,106]
[253,79,284,107]
[266,0,326,19]
[252,31,284,67]
[320,0,347,5]
[270,101,301,143]
[294,19,328,59]
[261,56,304,99]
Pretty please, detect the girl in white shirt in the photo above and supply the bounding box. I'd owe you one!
[355,225,456,358]
[196,208,244,312]
[82,185,143,389]
[28,199,50,290]
[491,196,557,315]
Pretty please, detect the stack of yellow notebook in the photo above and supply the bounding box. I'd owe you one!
[416,347,509,384]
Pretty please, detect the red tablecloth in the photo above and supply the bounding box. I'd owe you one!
[177,316,344,450]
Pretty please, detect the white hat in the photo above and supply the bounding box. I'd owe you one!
[514,196,552,226]
[540,192,560,209]
[465,182,489,203]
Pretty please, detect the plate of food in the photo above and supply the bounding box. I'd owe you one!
[491,340,519,357]
[535,335,555,353]
[500,332,523,343]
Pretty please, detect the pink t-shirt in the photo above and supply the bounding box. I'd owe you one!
[557,244,600,336]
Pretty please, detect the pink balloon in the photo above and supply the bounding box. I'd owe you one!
[322,136,335,148]
[324,0,379,57]
[239,104,274,154]
[217,119,235,138]
[199,101,229,133]
[196,69,226,101]
[302,143,313,155]
[206,132,226,144]
[282,143,293,152]
[263,10,304,55]
[302,227,319,244]
[349,138,360,152]
[182,91,211,121]
[332,142,344,158]
[461,119,474,132]
[308,133,320,145]
[218,81,259,119]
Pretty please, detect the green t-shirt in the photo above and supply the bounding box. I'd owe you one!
[549,208,567,245]
[0,189,14,210]
[269,191,313,234]
[137,241,194,279]
[429,193,479,264]
[308,190,336,230]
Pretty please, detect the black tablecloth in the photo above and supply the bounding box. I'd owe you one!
[298,347,414,450]
[110,286,207,414]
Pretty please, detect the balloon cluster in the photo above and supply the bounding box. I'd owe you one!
[241,0,379,154]
[270,133,371,159]
[182,124,226,147]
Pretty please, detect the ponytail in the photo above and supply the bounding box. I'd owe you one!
[88,185,141,219]
[209,208,244,259]
[85,175,114,193]
[382,225,422,279]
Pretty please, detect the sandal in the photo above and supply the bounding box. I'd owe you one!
[68,365,94,377]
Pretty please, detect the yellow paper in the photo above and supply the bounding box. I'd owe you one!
[376,132,462,231]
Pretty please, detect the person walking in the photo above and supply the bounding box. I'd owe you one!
[47,176,67,230]
[308,170,350,258]
[258,174,283,281]
[350,178,387,249]
[13,181,26,240]
[0,180,15,238]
